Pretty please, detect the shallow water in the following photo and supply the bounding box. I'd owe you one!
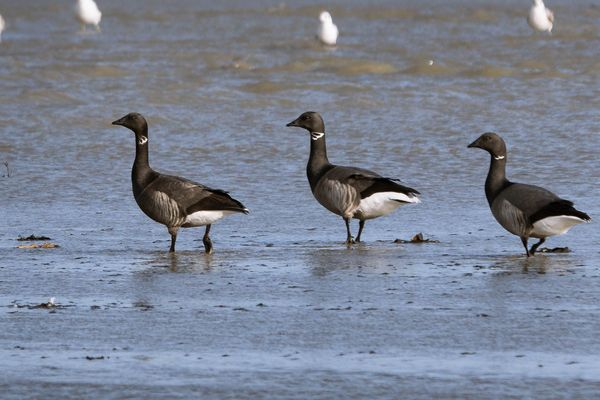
[1,0,600,398]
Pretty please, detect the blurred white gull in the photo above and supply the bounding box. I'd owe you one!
[317,11,338,46]
[0,13,5,42]
[527,0,554,33]
[75,0,102,32]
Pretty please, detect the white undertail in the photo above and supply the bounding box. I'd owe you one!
[356,191,420,220]
[531,215,587,238]
[184,210,234,227]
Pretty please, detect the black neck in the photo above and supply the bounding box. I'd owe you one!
[484,155,509,205]
[132,126,154,191]
[307,134,331,190]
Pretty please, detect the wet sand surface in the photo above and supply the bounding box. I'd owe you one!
[3,244,600,398]
[2,0,600,398]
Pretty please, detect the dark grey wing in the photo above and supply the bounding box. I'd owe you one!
[530,199,590,223]
[186,188,248,215]
[147,174,248,215]
[498,183,560,220]
[347,175,420,199]
[320,165,380,182]
[331,166,420,199]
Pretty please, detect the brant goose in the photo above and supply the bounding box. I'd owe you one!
[468,132,590,256]
[317,11,338,46]
[75,0,102,32]
[112,112,248,254]
[527,0,554,34]
[286,111,420,244]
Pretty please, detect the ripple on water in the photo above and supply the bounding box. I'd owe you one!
[264,57,397,76]
[16,89,81,106]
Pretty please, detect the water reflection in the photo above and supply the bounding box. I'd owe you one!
[130,252,214,308]
[306,245,399,276]
[486,253,582,276]
[138,252,214,274]
[164,252,213,273]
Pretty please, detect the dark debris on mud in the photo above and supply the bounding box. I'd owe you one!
[9,298,72,310]
[85,355,107,361]
[17,235,52,241]
[539,247,571,253]
[394,233,440,244]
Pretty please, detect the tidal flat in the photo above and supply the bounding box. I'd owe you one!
[2,0,600,398]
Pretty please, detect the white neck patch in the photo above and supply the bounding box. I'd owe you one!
[137,136,148,145]
[494,155,505,160]
[310,132,324,141]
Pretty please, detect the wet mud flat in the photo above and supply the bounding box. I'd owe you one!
[2,239,600,399]
[2,0,600,397]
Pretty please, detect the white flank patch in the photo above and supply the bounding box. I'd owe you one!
[356,191,420,220]
[184,210,233,227]
[531,215,587,238]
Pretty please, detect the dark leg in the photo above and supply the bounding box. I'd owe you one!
[356,220,365,243]
[203,224,213,254]
[520,236,530,257]
[529,238,545,256]
[168,227,178,253]
[344,218,355,245]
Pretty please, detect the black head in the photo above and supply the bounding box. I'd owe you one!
[112,112,148,134]
[286,111,325,134]
[468,132,507,160]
